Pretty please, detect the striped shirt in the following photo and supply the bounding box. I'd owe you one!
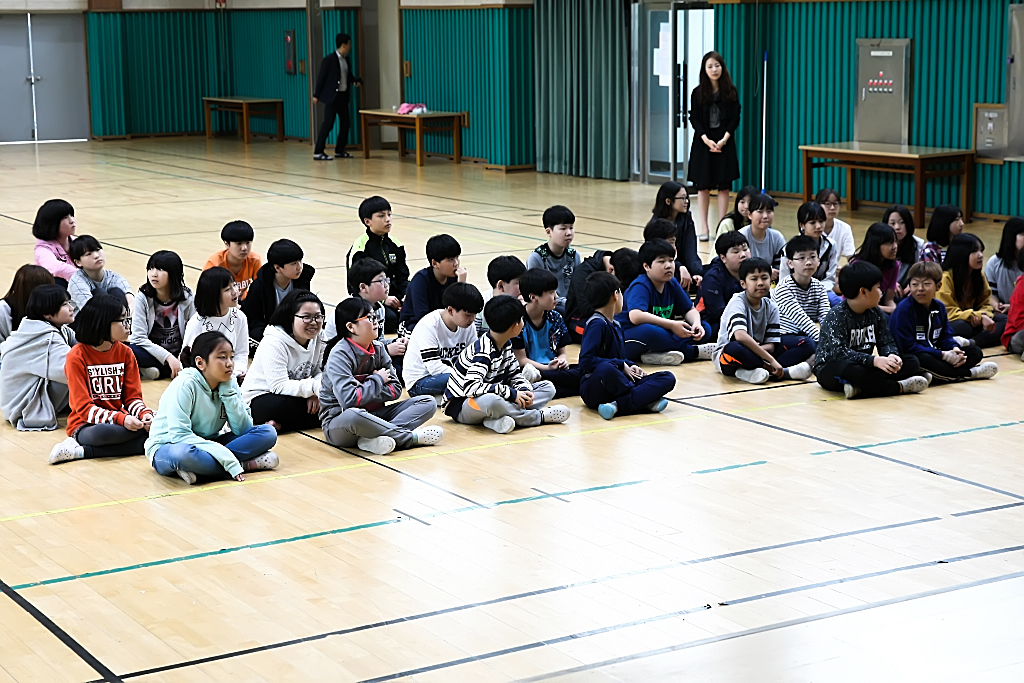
[712,291,782,365]
[773,276,831,340]
[443,332,531,417]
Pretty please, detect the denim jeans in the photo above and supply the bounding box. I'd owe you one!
[407,373,450,396]
[151,424,277,478]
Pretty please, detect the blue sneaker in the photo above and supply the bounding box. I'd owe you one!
[647,398,669,413]
[598,402,618,420]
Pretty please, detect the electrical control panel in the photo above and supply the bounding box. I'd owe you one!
[854,38,912,145]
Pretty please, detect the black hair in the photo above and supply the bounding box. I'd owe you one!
[839,260,883,300]
[542,205,575,229]
[747,193,777,215]
[483,294,526,334]
[643,217,677,242]
[696,51,738,104]
[221,220,254,243]
[585,271,620,311]
[74,291,129,346]
[180,330,232,370]
[609,248,641,290]
[942,233,986,303]
[995,216,1024,269]
[814,187,841,206]
[854,223,898,275]
[716,185,757,232]
[926,205,962,247]
[883,205,918,266]
[785,235,819,260]
[267,239,304,269]
[442,281,485,314]
[715,231,749,257]
[3,265,54,330]
[638,239,676,267]
[739,258,772,280]
[140,250,189,303]
[518,268,559,303]
[31,199,74,241]
[425,234,461,264]
[194,267,235,317]
[68,234,102,264]
[25,284,71,321]
[269,290,325,338]
[486,255,526,289]
[652,181,688,219]
[347,257,387,294]
[358,196,392,225]
[324,297,374,362]
[797,202,827,227]
[336,32,351,48]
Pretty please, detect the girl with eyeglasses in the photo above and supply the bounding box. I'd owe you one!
[814,188,856,261]
[48,290,155,464]
[242,291,328,432]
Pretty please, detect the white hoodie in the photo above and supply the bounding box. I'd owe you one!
[241,325,326,403]
[0,318,76,430]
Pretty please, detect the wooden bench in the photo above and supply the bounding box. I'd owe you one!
[203,97,285,144]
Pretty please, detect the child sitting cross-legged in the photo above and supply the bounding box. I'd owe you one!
[241,238,315,345]
[699,231,749,337]
[814,261,929,399]
[320,298,442,455]
[68,235,134,315]
[404,282,484,401]
[774,235,831,343]
[399,233,467,334]
[326,258,407,374]
[579,272,676,420]
[889,261,997,383]
[714,258,815,384]
[129,250,195,381]
[513,268,580,398]
[617,239,714,366]
[477,255,526,334]
[443,295,570,434]
[184,267,249,380]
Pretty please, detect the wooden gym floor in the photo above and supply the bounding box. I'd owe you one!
[1,140,1023,683]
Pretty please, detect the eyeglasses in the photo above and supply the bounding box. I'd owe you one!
[295,314,325,324]
[674,195,689,201]
[370,276,391,286]
[115,317,132,328]
[822,202,842,209]
[791,255,820,262]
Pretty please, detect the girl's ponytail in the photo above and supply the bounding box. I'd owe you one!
[180,330,231,369]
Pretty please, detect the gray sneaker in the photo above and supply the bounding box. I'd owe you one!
[970,362,998,380]
[640,351,685,366]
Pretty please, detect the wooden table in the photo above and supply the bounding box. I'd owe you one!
[203,97,285,144]
[799,142,975,225]
[359,108,465,166]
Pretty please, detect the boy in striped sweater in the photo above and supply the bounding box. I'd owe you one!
[774,235,831,342]
[443,295,570,434]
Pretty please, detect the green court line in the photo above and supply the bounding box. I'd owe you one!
[10,480,647,592]
[810,420,1024,456]
[692,461,767,474]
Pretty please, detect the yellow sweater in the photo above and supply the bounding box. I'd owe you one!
[935,269,994,321]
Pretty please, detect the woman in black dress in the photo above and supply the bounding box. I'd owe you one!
[688,51,741,242]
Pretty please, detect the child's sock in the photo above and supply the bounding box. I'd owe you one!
[357,436,397,455]
[243,451,279,472]
[843,383,861,399]
[735,368,769,384]
[970,362,998,380]
[483,416,516,434]
[48,437,84,465]
[541,405,570,424]
[598,402,618,420]
[696,343,715,361]
[647,398,669,413]
[783,362,812,381]
[897,376,929,395]
[521,364,543,383]
[412,425,445,445]
[177,470,198,485]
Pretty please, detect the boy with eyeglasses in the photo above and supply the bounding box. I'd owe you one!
[242,238,316,345]
[327,259,408,371]
[774,235,830,343]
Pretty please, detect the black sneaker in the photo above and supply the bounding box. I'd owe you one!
[313,153,333,161]
[336,151,353,159]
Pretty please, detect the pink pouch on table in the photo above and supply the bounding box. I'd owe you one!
[397,103,427,115]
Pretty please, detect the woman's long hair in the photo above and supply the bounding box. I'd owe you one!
[943,233,985,303]
[696,51,737,105]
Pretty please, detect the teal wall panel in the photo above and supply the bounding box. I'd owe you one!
[401,7,534,166]
[321,9,363,147]
[715,0,1022,217]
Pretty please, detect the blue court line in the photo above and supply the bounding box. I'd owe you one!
[810,420,1024,455]
[693,460,767,474]
[9,480,647,592]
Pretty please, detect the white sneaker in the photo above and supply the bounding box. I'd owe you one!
[521,364,542,383]
[735,368,770,384]
[412,425,445,446]
[483,416,516,434]
[898,376,929,394]
[141,367,161,381]
[640,351,685,366]
[433,394,445,408]
[244,451,279,472]
[48,437,84,465]
[786,362,812,381]
[843,383,862,399]
[696,343,715,361]
[177,470,198,485]
[970,362,999,380]
[541,404,570,424]
[357,436,397,455]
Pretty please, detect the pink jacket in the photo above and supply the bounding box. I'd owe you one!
[35,238,78,281]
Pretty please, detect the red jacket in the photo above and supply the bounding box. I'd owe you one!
[1002,274,1024,349]
[65,341,153,436]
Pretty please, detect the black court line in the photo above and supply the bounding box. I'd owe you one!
[392,508,431,526]
[515,569,1024,682]
[0,578,123,682]
[103,243,203,270]
[673,399,1024,502]
[0,212,30,225]
[531,487,571,502]
[952,501,1024,517]
[295,430,488,508]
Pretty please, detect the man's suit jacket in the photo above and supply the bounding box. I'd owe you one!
[314,52,360,104]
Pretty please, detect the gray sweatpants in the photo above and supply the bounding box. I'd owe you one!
[323,396,436,450]
[455,380,555,429]
[1009,329,1024,355]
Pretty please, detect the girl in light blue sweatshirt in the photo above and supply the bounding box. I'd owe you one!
[145,331,278,485]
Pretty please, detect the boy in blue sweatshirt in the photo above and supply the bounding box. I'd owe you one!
[699,231,750,337]
[579,272,675,419]
[889,261,997,383]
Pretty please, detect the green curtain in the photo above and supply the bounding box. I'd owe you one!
[534,0,629,180]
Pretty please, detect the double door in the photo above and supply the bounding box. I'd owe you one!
[631,1,714,184]
[0,13,90,143]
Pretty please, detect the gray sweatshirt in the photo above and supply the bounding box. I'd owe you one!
[129,292,195,365]
[0,318,76,430]
[319,338,403,423]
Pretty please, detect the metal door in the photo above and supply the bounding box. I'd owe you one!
[0,15,35,143]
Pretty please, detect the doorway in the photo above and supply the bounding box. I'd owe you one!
[0,13,90,144]
[630,1,714,185]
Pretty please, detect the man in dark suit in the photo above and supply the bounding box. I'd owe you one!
[313,33,361,160]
